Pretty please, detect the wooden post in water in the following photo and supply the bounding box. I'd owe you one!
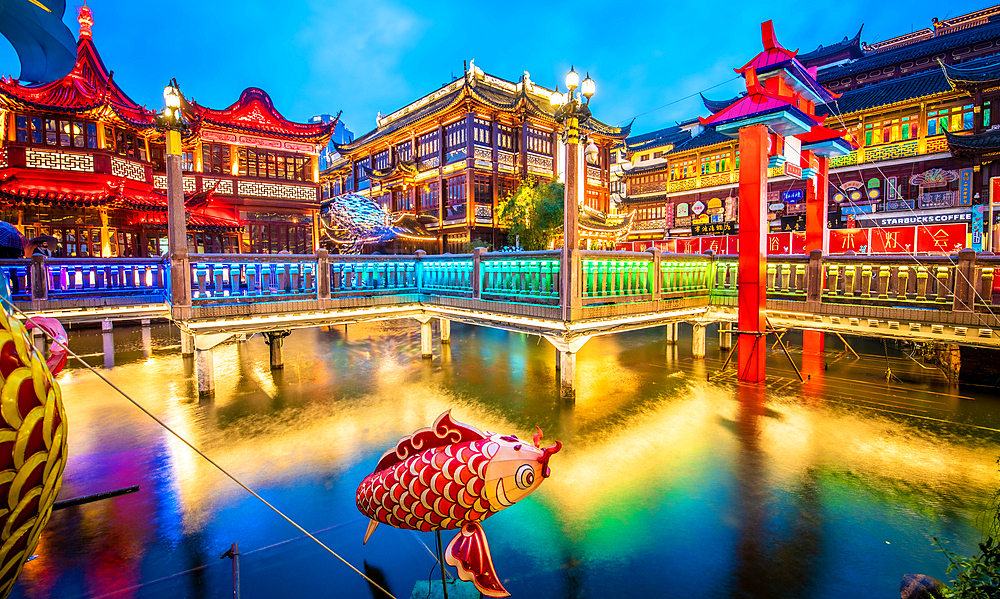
[222,542,240,599]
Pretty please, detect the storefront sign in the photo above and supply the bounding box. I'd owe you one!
[918,191,956,209]
[700,236,730,254]
[973,205,984,250]
[959,168,974,206]
[781,215,804,231]
[867,208,971,227]
[870,226,915,253]
[785,202,806,215]
[692,200,706,216]
[782,189,804,203]
[830,228,870,254]
[675,238,701,254]
[909,168,959,188]
[841,204,875,215]
[916,223,967,254]
[769,203,785,211]
[767,232,793,255]
[883,199,914,211]
[693,222,735,236]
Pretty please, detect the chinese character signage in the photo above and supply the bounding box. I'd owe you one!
[701,236,728,254]
[870,226,915,253]
[973,205,984,251]
[767,232,792,255]
[830,228,870,254]
[959,168,973,206]
[917,191,957,209]
[693,222,735,236]
[883,199,914,211]
[916,223,967,254]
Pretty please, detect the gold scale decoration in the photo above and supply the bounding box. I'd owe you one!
[0,306,67,599]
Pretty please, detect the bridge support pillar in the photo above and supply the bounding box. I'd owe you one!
[692,322,706,359]
[263,331,291,370]
[440,319,451,344]
[543,335,592,401]
[666,323,678,345]
[180,331,195,357]
[419,318,433,359]
[720,322,733,350]
[195,348,214,398]
[141,319,152,359]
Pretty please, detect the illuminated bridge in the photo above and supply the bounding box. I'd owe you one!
[3,248,998,396]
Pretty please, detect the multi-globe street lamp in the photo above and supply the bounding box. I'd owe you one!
[550,66,598,319]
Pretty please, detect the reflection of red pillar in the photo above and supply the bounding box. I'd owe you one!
[803,152,827,355]
[738,124,767,382]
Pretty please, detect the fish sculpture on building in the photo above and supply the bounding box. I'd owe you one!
[356,411,561,597]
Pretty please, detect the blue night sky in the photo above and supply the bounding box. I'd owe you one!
[0,0,993,139]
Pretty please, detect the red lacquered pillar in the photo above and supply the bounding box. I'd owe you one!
[803,152,827,356]
[737,124,768,382]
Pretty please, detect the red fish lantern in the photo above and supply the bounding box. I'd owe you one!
[356,411,561,598]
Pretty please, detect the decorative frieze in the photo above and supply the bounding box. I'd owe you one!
[526,153,553,174]
[0,148,5,169]
[475,204,493,219]
[111,156,146,181]
[498,151,516,172]
[26,149,94,172]
[152,175,197,192]
[237,180,316,201]
[202,178,234,195]
[474,147,493,163]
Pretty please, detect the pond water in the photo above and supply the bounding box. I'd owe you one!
[10,320,1000,599]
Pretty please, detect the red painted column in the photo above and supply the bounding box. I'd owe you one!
[737,124,768,383]
[803,152,827,356]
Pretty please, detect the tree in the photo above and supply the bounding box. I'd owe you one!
[496,176,564,250]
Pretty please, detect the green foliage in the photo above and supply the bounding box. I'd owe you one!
[496,176,564,250]
[935,537,1000,598]
[461,240,491,253]
[934,457,1000,598]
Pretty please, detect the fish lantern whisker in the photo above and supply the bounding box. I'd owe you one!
[537,441,562,478]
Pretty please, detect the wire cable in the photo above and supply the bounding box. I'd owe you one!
[3,297,398,599]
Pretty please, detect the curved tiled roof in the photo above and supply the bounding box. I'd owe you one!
[187,88,334,143]
[798,26,865,67]
[941,53,1000,85]
[701,93,742,114]
[668,128,733,155]
[624,125,690,153]
[817,20,1000,83]
[818,68,953,117]
[945,128,1000,153]
[335,72,631,154]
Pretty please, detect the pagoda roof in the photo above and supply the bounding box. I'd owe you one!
[798,26,865,68]
[623,162,668,177]
[0,172,158,209]
[579,206,634,238]
[736,21,801,76]
[941,54,1000,88]
[187,88,335,143]
[667,127,733,155]
[0,33,156,128]
[817,19,1000,83]
[623,125,690,154]
[701,93,743,114]
[620,193,668,206]
[944,128,1000,158]
[818,68,952,117]
[335,67,631,154]
[136,211,244,233]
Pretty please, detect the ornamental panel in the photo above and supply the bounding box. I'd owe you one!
[26,149,94,172]
[237,180,316,201]
[865,140,919,163]
[829,150,858,168]
[498,151,516,169]
[632,181,668,195]
[475,204,493,219]
[0,149,5,169]
[587,166,601,181]
[767,166,783,178]
[526,153,553,174]
[183,177,197,193]
[474,147,492,163]
[669,179,697,192]
[153,175,167,190]
[926,136,949,154]
[202,178,234,195]
[701,172,731,187]
[111,157,146,182]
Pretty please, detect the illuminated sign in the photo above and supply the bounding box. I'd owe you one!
[693,222,735,236]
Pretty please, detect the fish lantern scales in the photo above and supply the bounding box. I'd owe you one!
[356,411,561,598]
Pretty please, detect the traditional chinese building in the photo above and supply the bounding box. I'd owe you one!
[321,62,631,254]
[0,6,333,257]
[617,5,1000,255]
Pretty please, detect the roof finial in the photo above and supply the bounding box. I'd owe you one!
[78,1,93,39]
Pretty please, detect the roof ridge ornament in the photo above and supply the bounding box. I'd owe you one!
[78,1,93,39]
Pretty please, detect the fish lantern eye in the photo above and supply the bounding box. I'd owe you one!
[515,464,535,490]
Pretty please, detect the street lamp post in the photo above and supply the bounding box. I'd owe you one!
[157,82,193,319]
[551,67,599,321]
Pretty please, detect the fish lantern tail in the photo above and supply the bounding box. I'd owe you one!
[445,522,510,598]
[24,317,68,375]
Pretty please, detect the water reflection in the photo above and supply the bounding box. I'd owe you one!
[10,321,1000,598]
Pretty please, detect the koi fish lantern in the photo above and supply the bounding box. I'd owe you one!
[0,310,68,598]
[356,411,561,598]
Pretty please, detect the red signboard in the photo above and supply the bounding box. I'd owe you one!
[791,231,806,254]
[915,223,967,254]
[675,237,701,254]
[870,226,916,254]
[701,236,728,254]
[767,232,793,255]
[829,228,871,254]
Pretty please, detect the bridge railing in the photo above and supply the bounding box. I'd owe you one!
[15,256,168,302]
[189,254,318,302]
[479,250,561,303]
[327,254,418,296]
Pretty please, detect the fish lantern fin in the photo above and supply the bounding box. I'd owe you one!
[445,522,510,598]
[372,410,487,473]
[363,519,379,545]
[24,317,68,375]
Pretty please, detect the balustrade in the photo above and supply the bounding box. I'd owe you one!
[190,255,317,301]
[480,251,560,301]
